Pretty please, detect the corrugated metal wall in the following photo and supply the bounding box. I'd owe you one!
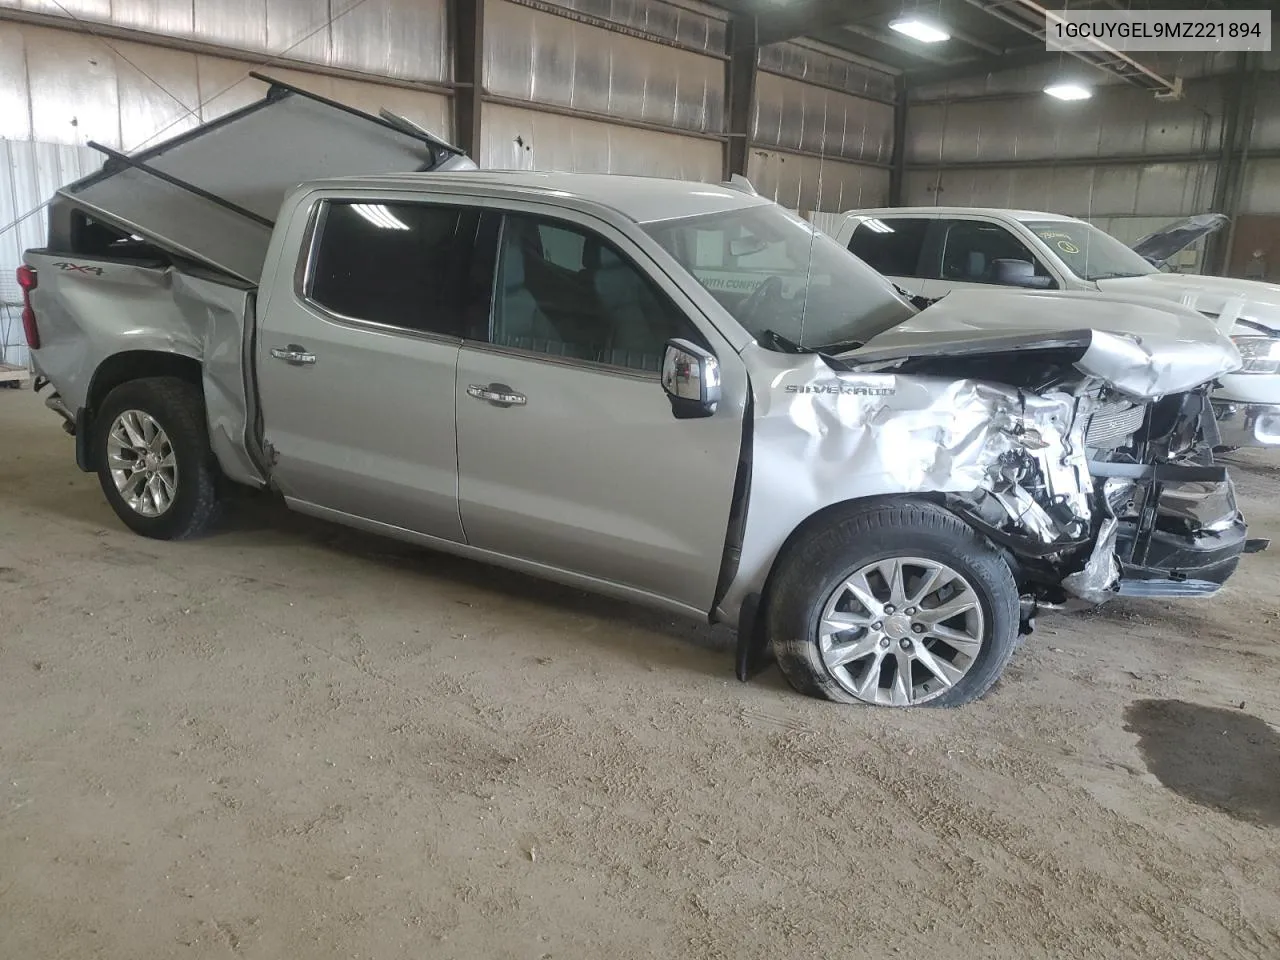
[0,0,452,83]
[480,101,722,176]
[749,40,893,212]
[904,66,1280,233]
[904,76,1225,219]
[479,0,724,179]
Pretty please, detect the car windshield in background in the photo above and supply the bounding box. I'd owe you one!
[1024,220,1159,282]
[644,204,915,352]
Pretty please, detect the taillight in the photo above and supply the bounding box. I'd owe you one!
[16,265,38,349]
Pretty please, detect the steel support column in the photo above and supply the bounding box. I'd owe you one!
[889,75,908,205]
[725,19,757,180]
[1209,52,1260,276]
[450,0,484,160]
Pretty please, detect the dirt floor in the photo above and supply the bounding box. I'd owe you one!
[2,386,1279,960]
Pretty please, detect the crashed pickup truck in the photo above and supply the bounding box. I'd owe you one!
[19,77,1265,708]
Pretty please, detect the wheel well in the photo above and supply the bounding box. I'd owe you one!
[73,352,203,474]
[734,493,945,680]
[767,494,945,593]
[88,351,202,413]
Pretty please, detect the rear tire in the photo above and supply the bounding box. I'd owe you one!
[93,377,222,540]
[769,499,1019,708]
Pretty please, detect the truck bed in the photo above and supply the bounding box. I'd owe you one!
[24,249,266,488]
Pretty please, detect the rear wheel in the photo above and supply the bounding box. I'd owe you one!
[93,377,222,540]
[769,500,1019,708]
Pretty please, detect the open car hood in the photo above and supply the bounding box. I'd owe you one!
[839,288,1241,400]
[1130,213,1229,263]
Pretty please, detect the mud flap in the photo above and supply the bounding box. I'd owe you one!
[734,593,774,681]
[75,407,93,472]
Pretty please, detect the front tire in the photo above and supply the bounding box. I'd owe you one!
[769,500,1019,708]
[93,377,222,540]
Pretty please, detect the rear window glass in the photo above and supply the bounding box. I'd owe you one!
[307,201,479,336]
[846,218,931,277]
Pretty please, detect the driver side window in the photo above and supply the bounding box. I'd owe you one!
[937,219,1057,287]
[490,213,701,374]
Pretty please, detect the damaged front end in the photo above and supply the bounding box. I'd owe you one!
[945,384,1254,611]
[835,318,1261,616]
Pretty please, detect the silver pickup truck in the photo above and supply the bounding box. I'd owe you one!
[19,77,1264,708]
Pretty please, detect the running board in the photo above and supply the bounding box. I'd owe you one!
[1116,578,1223,598]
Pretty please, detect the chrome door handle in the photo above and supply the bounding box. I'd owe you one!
[270,345,317,366]
[467,383,526,408]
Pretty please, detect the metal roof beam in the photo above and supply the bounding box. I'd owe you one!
[961,0,1180,95]
[745,0,870,47]
[905,45,1057,85]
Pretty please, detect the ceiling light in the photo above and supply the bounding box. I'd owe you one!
[1044,83,1092,101]
[888,17,951,43]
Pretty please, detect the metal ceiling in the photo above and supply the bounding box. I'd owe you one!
[714,0,1273,91]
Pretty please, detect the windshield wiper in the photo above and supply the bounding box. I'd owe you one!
[813,338,864,355]
[760,328,807,354]
[759,328,851,370]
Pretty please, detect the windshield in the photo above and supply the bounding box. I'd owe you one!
[644,204,915,352]
[1023,220,1158,282]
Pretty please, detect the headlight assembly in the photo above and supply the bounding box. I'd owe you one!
[1230,336,1280,374]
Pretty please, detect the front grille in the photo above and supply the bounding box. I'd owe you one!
[1085,401,1147,449]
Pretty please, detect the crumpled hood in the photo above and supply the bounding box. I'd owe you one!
[842,287,1241,400]
[1096,273,1280,334]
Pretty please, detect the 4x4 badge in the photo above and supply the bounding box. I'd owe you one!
[53,262,104,275]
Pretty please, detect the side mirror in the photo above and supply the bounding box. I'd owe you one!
[662,339,721,420]
[991,258,1053,289]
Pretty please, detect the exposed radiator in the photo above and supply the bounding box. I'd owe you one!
[1084,401,1147,449]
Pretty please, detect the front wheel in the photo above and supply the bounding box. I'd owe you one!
[93,377,222,540]
[768,500,1019,708]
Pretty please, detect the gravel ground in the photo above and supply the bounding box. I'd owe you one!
[1,386,1278,959]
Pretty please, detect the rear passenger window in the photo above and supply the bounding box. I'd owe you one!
[847,217,931,277]
[305,200,479,336]
[490,214,699,374]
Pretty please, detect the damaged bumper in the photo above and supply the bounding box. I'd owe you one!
[946,402,1258,606]
[1095,462,1251,598]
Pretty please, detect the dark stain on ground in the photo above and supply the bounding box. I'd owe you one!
[1125,699,1280,827]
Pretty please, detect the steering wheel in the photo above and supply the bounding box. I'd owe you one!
[738,275,787,326]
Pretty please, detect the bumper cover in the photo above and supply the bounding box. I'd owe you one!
[1086,461,1254,600]
[1213,400,1280,447]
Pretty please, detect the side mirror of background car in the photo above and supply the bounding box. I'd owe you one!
[662,339,720,419]
[991,258,1053,289]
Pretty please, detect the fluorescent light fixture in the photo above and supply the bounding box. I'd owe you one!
[888,17,950,43]
[1044,82,1092,101]
[350,203,410,230]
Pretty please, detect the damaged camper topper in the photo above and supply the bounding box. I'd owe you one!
[19,80,1265,707]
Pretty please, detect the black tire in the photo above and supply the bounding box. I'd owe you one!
[93,377,222,540]
[768,499,1019,708]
